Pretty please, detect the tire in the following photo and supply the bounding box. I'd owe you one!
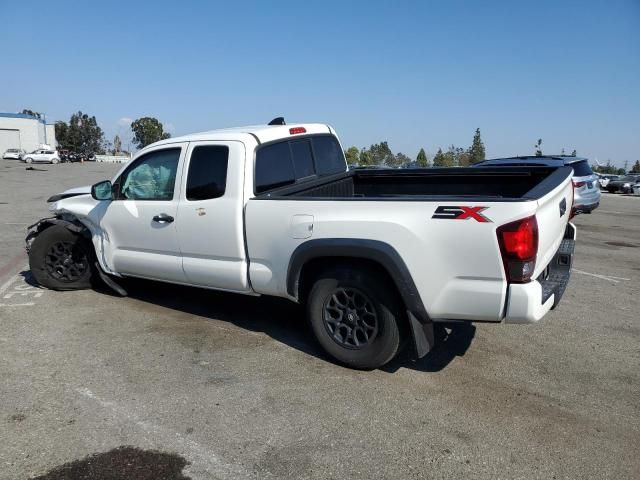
[51,158,59,164]
[306,266,402,369]
[29,224,94,290]
[25,157,33,163]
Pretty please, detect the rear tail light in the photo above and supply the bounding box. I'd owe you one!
[289,127,306,135]
[572,180,585,188]
[496,216,538,283]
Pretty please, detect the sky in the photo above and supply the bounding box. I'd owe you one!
[1,0,639,166]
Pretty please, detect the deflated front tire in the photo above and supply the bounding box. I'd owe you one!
[29,224,94,290]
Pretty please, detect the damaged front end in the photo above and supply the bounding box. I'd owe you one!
[25,216,90,254]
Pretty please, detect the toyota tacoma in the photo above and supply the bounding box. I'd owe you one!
[26,119,577,369]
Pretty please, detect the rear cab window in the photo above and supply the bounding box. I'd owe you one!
[255,134,346,194]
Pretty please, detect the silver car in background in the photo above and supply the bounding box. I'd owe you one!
[22,149,61,164]
[3,148,25,160]
[474,155,600,215]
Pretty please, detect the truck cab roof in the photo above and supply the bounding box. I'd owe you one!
[144,123,335,152]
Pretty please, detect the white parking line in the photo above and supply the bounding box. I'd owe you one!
[0,273,22,296]
[573,268,630,283]
[0,265,43,307]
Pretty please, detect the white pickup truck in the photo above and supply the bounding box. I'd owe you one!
[26,119,577,369]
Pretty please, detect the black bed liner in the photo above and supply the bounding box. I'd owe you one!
[253,166,573,203]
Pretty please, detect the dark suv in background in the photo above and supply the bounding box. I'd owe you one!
[606,174,640,194]
[474,155,600,214]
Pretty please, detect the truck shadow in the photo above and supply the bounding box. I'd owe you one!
[104,278,475,373]
[382,323,476,373]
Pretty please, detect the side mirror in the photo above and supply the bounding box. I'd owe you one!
[91,180,114,200]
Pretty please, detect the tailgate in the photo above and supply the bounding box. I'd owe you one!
[532,169,574,278]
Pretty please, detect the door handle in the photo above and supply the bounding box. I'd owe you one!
[152,214,174,224]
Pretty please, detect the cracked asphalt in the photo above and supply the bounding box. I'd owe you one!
[1,159,638,479]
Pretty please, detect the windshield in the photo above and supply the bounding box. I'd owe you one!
[619,176,638,182]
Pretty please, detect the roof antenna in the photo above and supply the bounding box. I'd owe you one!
[268,117,286,126]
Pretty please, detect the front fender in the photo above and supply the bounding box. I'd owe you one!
[25,217,90,253]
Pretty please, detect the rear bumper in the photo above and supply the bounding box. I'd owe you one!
[504,223,576,324]
[573,201,599,214]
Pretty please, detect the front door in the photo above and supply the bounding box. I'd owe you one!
[175,141,250,292]
[98,144,187,283]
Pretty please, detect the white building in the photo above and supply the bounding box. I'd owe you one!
[0,113,57,154]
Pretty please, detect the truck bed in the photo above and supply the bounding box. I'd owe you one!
[258,166,571,201]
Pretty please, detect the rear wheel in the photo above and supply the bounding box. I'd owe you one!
[51,158,59,164]
[25,157,33,163]
[306,266,402,369]
[29,225,94,290]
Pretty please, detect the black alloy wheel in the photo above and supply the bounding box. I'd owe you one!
[323,287,379,349]
[44,241,89,282]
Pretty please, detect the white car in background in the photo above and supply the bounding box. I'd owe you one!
[22,149,60,164]
[3,148,25,160]
[597,174,618,189]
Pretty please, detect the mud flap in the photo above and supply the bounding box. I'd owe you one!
[94,262,127,297]
[408,311,435,358]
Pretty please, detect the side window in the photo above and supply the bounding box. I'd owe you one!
[290,140,315,179]
[312,136,346,175]
[255,141,295,193]
[119,148,180,200]
[186,145,229,201]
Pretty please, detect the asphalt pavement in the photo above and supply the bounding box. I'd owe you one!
[0,159,638,479]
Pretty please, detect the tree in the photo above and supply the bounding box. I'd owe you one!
[55,111,105,154]
[54,121,68,147]
[432,148,446,167]
[130,117,171,149]
[534,138,543,156]
[416,148,429,167]
[359,148,372,166]
[593,160,620,175]
[616,168,626,175]
[630,160,640,173]
[455,147,471,167]
[440,145,458,167]
[394,152,411,168]
[21,109,41,119]
[368,141,394,166]
[468,128,485,164]
[344,146,360,166]
[113,135,123,154]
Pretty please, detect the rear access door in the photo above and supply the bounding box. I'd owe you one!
[175,141,250,292]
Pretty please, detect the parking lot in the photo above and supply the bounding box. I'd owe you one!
[0,160,638,479]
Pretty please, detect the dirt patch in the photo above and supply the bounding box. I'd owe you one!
[32,446,191,480]
[604,241,639,248]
